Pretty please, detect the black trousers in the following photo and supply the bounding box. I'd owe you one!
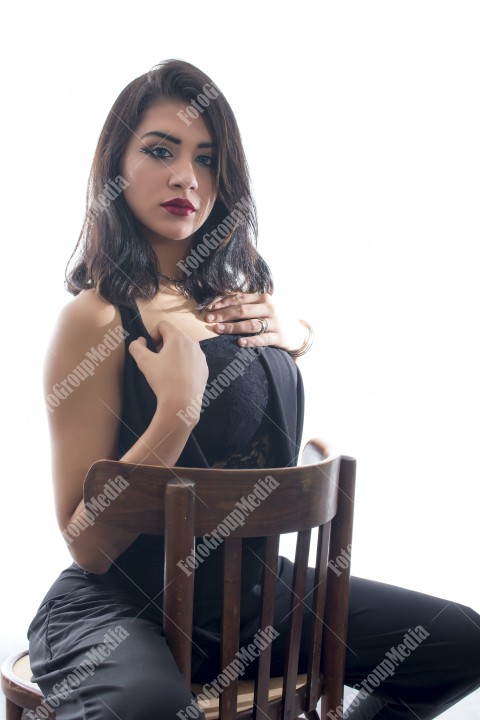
[28,559,480,720]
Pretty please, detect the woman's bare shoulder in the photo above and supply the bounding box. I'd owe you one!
[57,288,122,330]
[46,289,126,374]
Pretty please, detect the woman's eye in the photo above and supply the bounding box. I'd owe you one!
[140,146,172,160]
[197,154,216,168]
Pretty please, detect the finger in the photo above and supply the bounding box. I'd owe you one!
[147,318,185,349]
[213,319,272,336]
[128,336,148,362]
[205,292,268,311]
[147,319,174,343]
[237,331,277,348]
[206,302,271,325]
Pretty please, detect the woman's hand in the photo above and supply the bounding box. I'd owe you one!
[128,320,209,411]
[202,292,308,354]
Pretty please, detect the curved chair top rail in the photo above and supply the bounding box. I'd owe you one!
[83,452,341,537]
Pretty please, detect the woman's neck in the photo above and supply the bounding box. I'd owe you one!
[146,234,192,281]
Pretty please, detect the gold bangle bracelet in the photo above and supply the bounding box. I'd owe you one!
[287,319,314,358]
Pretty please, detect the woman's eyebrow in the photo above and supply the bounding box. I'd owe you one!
[140,130,215,148]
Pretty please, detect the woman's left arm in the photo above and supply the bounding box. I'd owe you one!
[202,292,311,359]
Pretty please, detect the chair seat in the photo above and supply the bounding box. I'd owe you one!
[1,651,44,715]
[1,652,308,720]
[192,675,308,719]
[11,654,40,691]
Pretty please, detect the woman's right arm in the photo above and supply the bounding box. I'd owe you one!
[46,290,208,574]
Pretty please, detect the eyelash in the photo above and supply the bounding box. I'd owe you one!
[140,145,216,168]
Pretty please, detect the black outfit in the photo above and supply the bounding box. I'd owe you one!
[28,303,480,719]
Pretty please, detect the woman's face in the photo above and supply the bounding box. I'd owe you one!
[120,98,218,249]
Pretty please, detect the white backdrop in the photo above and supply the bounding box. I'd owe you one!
[1,1,479,717]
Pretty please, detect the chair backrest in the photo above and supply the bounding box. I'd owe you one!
[84,440,356,720]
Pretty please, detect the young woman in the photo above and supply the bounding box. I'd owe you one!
[28,59,479,719]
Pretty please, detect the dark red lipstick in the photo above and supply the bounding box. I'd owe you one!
[161,198,196,216]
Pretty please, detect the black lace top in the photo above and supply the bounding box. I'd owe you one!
[116,303,295,470]
[179,333,277,469]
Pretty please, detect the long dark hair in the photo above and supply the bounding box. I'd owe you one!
[65,59,273,307]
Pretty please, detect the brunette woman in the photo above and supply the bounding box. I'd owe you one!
[28,59,480,719]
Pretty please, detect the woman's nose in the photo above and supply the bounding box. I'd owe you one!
[168,160,198,191]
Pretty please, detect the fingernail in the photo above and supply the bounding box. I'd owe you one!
[206,313,215,322]
[217,324,225,332]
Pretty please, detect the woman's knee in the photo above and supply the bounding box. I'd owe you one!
[444,602,480,675]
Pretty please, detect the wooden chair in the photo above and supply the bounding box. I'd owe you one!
[2,440,356,720]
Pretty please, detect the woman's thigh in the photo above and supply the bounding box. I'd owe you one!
[267,560,480,717]
[28,587,200,720]
[343,576,480,715]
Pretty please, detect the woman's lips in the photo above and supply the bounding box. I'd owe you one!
[161,203,196,216]
[162,198,195,215]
